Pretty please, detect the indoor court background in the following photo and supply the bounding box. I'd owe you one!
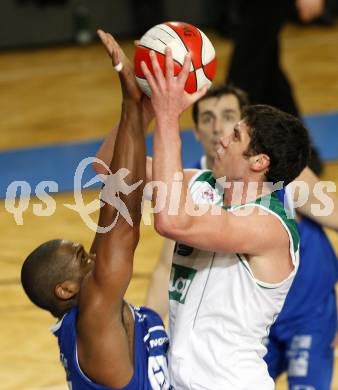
[1,15,338,390]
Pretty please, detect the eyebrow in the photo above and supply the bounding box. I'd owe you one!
[200,108,237,117]
[200,110,215,117]
[221,109,236,114]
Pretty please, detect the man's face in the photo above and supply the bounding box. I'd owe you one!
[57,240,95,282]
[212,119,252,181]
[195,94,242,164]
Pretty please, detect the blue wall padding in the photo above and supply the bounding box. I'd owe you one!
[1,112,337,199]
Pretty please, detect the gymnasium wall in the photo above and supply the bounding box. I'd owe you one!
[0,0,219,49]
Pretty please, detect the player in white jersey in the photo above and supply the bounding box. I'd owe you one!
[141,48,310,389]
[145,84,338,389]
[145,85,249,319]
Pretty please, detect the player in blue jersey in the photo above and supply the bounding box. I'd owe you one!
[265,199,338,389]
[144,84,338,389]
[265,183,338,390]
[21,31,170,390]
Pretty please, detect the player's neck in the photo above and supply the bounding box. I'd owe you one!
[206,155,213,171]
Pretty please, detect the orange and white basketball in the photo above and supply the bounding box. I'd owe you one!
[134,21,217,96]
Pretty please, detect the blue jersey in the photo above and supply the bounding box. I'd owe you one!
[52,305,170,390]
[275,189,338,323]
[264,189,338,388]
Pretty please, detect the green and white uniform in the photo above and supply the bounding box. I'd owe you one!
[168,170,299,390]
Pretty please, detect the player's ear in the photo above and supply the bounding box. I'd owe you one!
[250,153,270,173]
[55,280,80,301]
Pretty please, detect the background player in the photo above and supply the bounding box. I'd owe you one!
[21,31,170,390]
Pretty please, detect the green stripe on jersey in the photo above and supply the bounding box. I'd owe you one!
[253,193,299,253]
[194,170,216,187]
[192,170,299,254]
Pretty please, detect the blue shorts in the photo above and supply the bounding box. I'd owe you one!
[264,292,337,390]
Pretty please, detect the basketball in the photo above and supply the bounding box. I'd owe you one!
[134,21,217,96]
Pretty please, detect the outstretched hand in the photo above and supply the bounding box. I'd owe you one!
[141,48,208,123]
[98,29,154,128]
[97,29,142,102]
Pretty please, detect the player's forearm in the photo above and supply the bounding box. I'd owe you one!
[93,125,119,174]
[295,167,338,232]
[153,117,191,236]
[110,102,145,223]
[145,238,174,319]
[93,101,153,176]
[299,197,338,232]
[91,102,145,254]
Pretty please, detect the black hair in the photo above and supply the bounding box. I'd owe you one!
[21,239,72,318]
[243,105,310,186]
[192,84,249,123]
[308,146,323,176]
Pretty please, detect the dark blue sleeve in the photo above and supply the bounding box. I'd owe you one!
[276,188,285,204]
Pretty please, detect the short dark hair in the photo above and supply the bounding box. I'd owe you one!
[192,84,249,123]
[21,239,70,318]
[243,105,310,186]
[308,146,323,176]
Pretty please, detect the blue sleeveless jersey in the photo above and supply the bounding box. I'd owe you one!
[52,305,170,390]
[275,189,338,323]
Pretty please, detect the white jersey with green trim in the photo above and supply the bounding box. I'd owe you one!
[168,170,300,390]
